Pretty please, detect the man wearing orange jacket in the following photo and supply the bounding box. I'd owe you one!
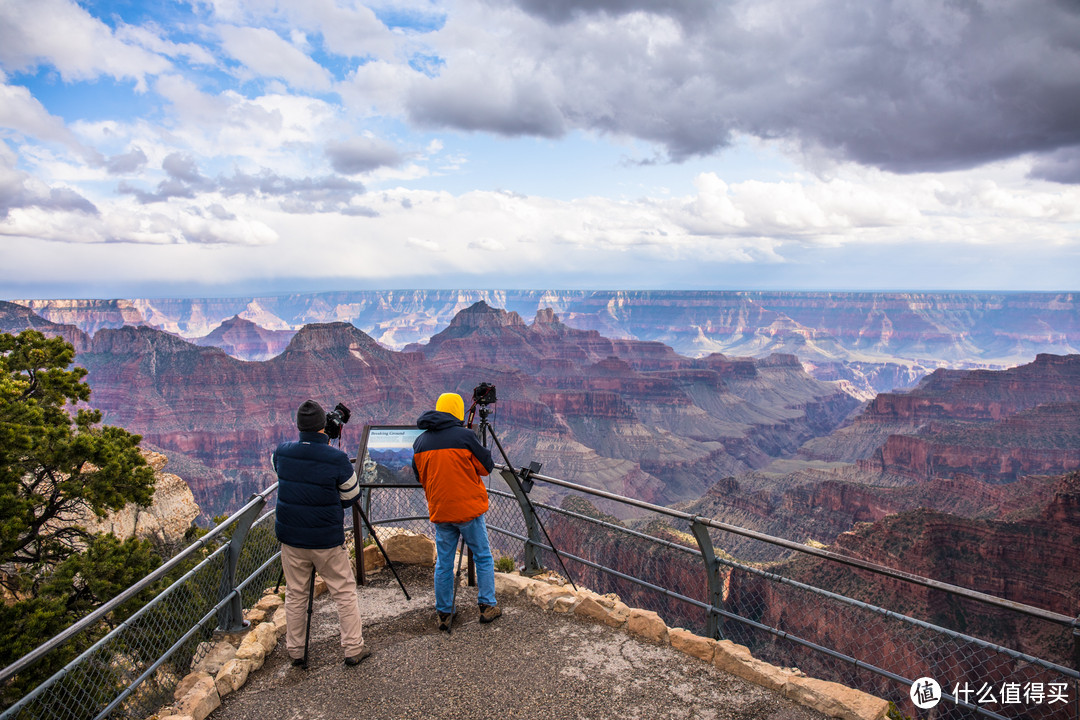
[412,392,500,630]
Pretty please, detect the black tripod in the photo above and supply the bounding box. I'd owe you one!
[443,534,468,634]
[354,501,411,601]
[467,401,578,592]
[269,563,324,670]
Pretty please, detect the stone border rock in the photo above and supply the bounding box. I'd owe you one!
[494,572,889,720]
[143,530,439,720]
[144,589,291,720]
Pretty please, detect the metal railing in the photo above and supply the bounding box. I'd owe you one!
[4,463,1079,720]
[359,465,1080,720]
[0,484,282,720]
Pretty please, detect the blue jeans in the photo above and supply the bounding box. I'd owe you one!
[434,514,496,613]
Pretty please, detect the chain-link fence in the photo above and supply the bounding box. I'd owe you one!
[357,469,1080,719]
[0,487,282,720]
[481,471,1080,720]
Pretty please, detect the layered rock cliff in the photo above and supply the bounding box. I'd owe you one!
[0,300,90,351]
[77,450,201,546]
[192,315,296,361]
[13,298,145,336]
[682,353,1080,565]
[718,471,1080,693]
[66,302,857,517]
[18,290,1080,394]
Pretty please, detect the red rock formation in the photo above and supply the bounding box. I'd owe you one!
[539,391,636,419]
[71,303,857,517]
[13,298,146,335]
[20,290,1080,396]
[865,354,1080,424]
[864,432,1080,483]
[192,315,295,361]
[0,300,90,351]
[684,355,1080,580]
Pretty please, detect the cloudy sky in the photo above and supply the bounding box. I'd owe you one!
[1,0,1078,298]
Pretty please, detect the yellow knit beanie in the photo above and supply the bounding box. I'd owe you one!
[435,392,465,421]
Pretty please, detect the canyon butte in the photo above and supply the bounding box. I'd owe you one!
[16,290,1080,395]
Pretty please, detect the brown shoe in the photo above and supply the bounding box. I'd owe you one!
[437,611,457,632]
[478,603,502,624]
[344,648,370,666]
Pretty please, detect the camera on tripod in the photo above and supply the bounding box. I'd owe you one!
[472,382,497,406]
[325,402,351,439]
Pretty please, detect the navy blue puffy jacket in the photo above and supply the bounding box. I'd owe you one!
[273,431,356,549]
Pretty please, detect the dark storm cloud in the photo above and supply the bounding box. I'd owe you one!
[325,137,403,174]
[409,75,566,138]
[1029,148,1080,184]
[511,0,710,26]
[105,147,148,174]
[432,0,1080,176]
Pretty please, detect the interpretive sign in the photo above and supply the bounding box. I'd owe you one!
[352,425,424,487]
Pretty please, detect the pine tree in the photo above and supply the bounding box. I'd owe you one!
[0,330,161,703]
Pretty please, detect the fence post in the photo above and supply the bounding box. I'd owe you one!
[217,493,267,632]
[500,468,543,575]
[1074,623,1079,671]
[354,487,373,585]
[690,517,724,640]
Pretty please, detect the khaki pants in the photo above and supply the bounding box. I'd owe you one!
[281,543,365,658]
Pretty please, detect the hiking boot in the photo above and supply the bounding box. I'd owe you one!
[291,657,307,669]
[344,648,371,666]
[478,603,502,624]
[437,611,457,632]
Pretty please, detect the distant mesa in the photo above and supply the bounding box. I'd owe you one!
[12,298,144,336]
[193,315,296,362]
[417,300,527,343]
[13,290,1080,396]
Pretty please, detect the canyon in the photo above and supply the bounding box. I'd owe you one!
[15,290,1080,394]
[2,300,858,519]
[4,294,1078,715]
[679,354,1080,560]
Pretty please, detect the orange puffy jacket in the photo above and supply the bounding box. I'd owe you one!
[411,410,495,523]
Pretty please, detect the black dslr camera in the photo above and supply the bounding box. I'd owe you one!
[324,402,351,440]
[472,382,497,406]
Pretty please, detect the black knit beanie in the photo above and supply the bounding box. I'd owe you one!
[296,400,326,432]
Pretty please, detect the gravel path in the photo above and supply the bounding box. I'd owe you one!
[213,565,827,720]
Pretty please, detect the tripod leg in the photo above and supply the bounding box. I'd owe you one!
[301,566,316,669]
[355,504,411,600]
[447,535,466,632]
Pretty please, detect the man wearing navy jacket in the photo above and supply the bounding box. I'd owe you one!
[273,399,368,666]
